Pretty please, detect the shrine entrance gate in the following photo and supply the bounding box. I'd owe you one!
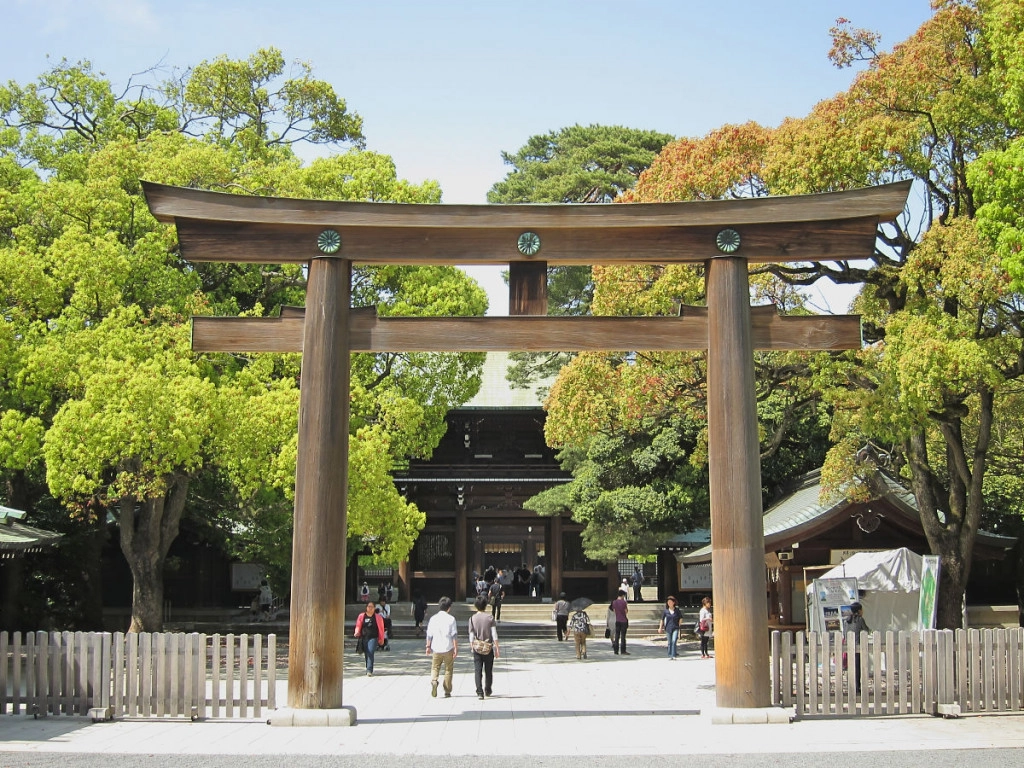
[144,180,909,722]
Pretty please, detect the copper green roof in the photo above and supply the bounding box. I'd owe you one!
[0,505,62,556]
[679,468,1015,564]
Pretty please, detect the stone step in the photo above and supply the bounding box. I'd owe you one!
[164,602,704,639]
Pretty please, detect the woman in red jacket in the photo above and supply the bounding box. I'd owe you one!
[354,601,386,676]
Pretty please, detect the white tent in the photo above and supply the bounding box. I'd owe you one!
[806,547,928,633]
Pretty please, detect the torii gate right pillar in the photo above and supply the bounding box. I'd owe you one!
[707,257,771,709]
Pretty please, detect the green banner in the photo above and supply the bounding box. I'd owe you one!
[918,555,940,629]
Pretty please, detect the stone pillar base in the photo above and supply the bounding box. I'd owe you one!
[268,706,357,727]
[710,706,794,725]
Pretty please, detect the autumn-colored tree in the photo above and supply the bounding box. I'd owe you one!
[760,3,1023,628]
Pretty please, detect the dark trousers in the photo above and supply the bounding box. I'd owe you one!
[473,651,494,696]
[492,599,502,621]
[556,614,568,641]
[614,620,628,653]
[700,631,711,656]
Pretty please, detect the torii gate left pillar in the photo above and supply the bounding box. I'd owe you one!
[287,256,352,717]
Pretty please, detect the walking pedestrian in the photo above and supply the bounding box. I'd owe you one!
[354,600,385,676]
[258,579,273,621]
[412,592,427,636]
[611,590,629,655]
[488,579,504,621]
[659,595,682,659]
[425,596,458,698]
[468,595,500,699]
[377,595,392,650]
[632,565,644,602]
[554,592,571,641]
[568,607,592,660]
[847,601,869,693]
[698,595,713,658]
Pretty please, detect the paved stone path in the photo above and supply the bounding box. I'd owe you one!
[1,635,1023,758]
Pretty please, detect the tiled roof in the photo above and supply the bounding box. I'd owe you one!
[678,468,1015,563]
[0,504,62,555]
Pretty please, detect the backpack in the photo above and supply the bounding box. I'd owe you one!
[569,611,592,635]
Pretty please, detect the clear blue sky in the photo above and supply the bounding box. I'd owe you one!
[3,0,936,311]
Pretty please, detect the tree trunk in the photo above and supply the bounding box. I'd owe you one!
[935,543,967,630]
[118,474,190,633]
[905,390,992,631]
[78,523,108,629]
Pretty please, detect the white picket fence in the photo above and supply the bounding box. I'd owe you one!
[772,628,1024,717]
[0,631,277,719]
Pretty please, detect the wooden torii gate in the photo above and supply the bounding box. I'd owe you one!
[144,180,910,723]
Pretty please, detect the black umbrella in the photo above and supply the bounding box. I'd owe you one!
[570,597,594,611]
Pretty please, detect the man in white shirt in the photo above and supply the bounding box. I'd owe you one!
[425,596,459,698]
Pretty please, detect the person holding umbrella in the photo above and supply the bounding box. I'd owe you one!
[568,597,594,660]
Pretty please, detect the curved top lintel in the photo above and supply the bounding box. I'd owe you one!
[142,180,912,230]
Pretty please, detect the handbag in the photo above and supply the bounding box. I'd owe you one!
[551,609,558,622]
[699,619,709,632]
[355,636,365,654]
[470,614,494,655]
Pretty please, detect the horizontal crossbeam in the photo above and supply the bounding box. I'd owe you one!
[191,306,861,353]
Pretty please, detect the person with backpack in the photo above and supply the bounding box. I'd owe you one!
[568,607,592,660]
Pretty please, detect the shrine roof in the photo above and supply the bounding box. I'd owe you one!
[0,505,62,556]
[677,469,1016,564]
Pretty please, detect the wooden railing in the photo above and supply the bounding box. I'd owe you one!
[772,628,1024,717]
[0,631,276,719]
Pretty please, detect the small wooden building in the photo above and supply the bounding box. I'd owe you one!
[677,469,1016,626]
[0,505,62,628]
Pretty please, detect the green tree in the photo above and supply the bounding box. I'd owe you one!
[537,250,830,560]
[0,51,485,631]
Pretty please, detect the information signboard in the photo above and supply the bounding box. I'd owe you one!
[811,577,859,633]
